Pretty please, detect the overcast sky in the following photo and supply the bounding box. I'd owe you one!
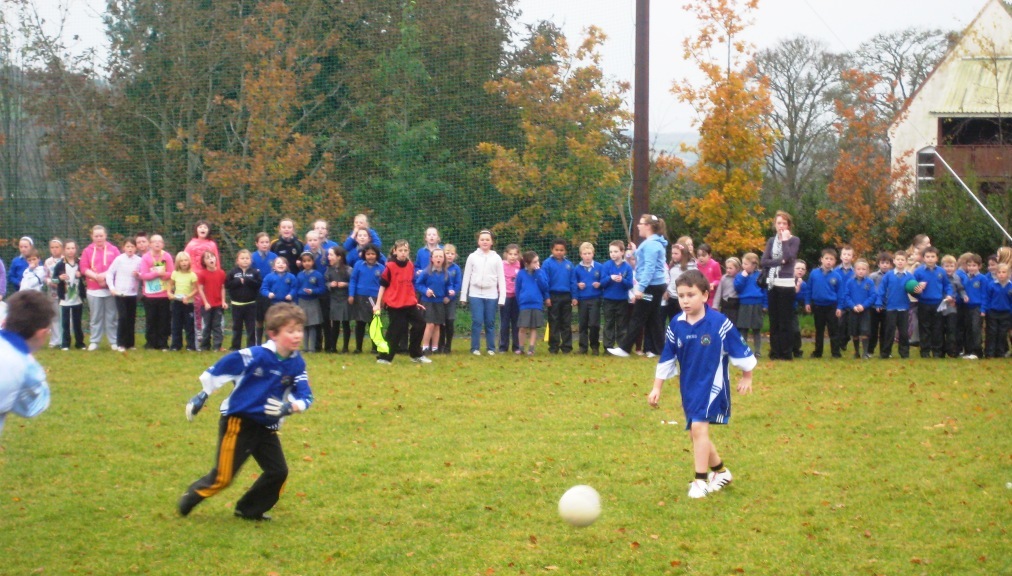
[39,0,986,134]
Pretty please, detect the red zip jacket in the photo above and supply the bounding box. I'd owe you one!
[380,259,418,308]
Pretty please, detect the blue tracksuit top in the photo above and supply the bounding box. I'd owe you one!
[260,272,297,304]
[912,265,952,305]
[573,261,604,301]
[349,260,383,298]
[515,268,550,310]
[982,279,1012,314]
[842,276,876,310]
[807,267,844,307]
[599,260,633,301]
[957,270,987,308]
[446,263,462,300]
[634,234,669,291]
[251,250,277,280]
[733,271,766,306]
[877,270,915,310]
[297,269,326,301]
[543,256,574,294]
[414,268,449,303]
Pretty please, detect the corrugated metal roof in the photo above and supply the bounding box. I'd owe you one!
[931,58,1012,115]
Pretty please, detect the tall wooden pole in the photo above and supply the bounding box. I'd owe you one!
[632,0,650,228]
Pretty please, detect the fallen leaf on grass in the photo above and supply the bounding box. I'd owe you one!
[630,541,640,550]
[670,560,682,567]
[544,566,559,571]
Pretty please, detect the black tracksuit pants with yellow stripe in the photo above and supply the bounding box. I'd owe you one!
[187,415,288,517]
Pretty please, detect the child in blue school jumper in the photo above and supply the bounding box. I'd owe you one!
[260,257,297,307]
[912,247,954,358]
[876,250,915,359]
[982,263,1012,358]
[805,248,844,358]
[179,303,314,522]
[572,242,604,355]
[867,252,893,358]
[515,250,550,355]
[439,244,463,354]
[252,232,279,343]
[834,245,856,352]
[599,240,634,351]
[792,260,809,359]
[542,238,575,354]
[348,244,384,354]
[956,253,986,359]
[841,258,877,359]
[733,252,767,357]
[296,252,327,352]
[415,247,450,355]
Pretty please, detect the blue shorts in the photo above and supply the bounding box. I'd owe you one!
[680,380,731,430]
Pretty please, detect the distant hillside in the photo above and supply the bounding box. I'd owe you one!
[625,131,699,163]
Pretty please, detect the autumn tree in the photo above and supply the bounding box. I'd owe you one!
[198,2,342,247]
[478,26,631,247]
[817,68,903,256]
[672,0,773,256]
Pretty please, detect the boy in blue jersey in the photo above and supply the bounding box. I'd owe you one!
[876,250,915,359]
[648,270,756,499]
[841,259,877,359]
[982,263,1012,358]
[572,242,604,355]
[0,291,54,435]
[912,247,954,358]
[956,253,986,359]
[835,245,855,352]
[179,303,314,521]
[542,239,575,354]
[867,252,892,358]
[805,248,844,358]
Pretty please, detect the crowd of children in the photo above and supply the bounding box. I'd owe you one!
[2,220,1011,362]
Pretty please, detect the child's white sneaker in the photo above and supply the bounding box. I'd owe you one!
[606,347,629,357]
[687,479,709,499]
[411,356,432,364]
[707,468,733,493]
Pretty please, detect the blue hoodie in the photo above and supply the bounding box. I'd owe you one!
[634,234,668,291]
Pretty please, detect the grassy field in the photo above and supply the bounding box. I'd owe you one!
[0,345,1008,575]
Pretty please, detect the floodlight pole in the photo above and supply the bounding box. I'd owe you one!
[632,0,650,233]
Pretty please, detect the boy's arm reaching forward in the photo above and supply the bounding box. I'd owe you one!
[648,323,679,407]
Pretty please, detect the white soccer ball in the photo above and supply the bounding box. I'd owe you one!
[558,485,601,527]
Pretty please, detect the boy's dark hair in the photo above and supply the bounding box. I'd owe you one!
[265,303,307,334]
[551,238,568,250]
[674,269,710,294]
[821,247,838,259]
[839,244,853,253]
[922,246,939,257]
[609,239,625,251]
[3,291,56,339]
[877,251,893,264]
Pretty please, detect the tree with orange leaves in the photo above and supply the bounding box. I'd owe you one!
[817,68,904,256]
[671,0,773,256]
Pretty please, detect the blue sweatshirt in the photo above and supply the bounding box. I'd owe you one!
[957,270,987,308]
[414,245,442,275]
[835,264,855,285]
[8,256,28,290]
[446,263,462,301]
[877,269,915,311]
[842,276,876,311]
[733,270,767,306]
[807,267,844,307]
[912,265,953,305]
[634,234,669,291]
[542,256,574,294]
[296,269,327,301]
[414,268,450,303]
[260,271,297,304]
[251,250,277,282]
[572,261,604,301]
[982,279,1012,314]
[515,268,550,310]
[349,260,383,299]
[795,280,808,310]
[599,260,634,301]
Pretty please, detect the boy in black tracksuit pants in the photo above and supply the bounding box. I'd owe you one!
[226,250,262,350]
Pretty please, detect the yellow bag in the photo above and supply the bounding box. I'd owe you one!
[543,321,550,342]
[369,313,390,354]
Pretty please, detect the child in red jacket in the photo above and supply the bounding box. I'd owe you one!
[373,240,430,365]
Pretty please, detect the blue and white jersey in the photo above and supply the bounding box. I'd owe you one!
[654,308,756,429]
[0,330,50,435]
[198,341,313,430]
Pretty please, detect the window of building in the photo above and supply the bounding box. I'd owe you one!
[917,147,935,183]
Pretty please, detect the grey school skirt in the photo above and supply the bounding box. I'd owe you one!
[518,309,545,329]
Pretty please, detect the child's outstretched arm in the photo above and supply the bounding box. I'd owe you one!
[648,330,679,407]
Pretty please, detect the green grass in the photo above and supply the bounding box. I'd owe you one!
[1,346,1008,575]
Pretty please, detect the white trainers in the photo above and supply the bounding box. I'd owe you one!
[687,479,710,499]
[645,351,657,358]
[707,468,733,493]
[376,358,392,365]
[961,354,978,360]
[607,347,629,357]
[87,343,99,351]
[487,350,495,356]
[411,356,432,364]
[472,350,481,356]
